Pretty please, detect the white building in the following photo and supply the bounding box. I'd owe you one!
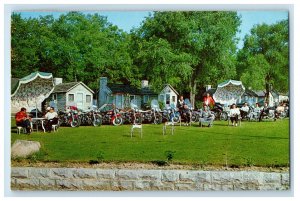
[50,80,94,111]
[158,84,179,108]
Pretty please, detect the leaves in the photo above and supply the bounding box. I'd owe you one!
[237,20,289,94]
[11,12,134,91]
[130,11,241,102]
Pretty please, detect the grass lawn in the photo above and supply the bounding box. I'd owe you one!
[11,119,290,168]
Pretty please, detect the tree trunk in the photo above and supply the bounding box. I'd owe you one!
[189,79,197,108]
[265,76,271,105]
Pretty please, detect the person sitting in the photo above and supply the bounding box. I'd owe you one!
[229,104,240,126]
[44,107,58,132]
[240,102,249,119]
[254,103,261,113]
[15,107,32,134]
[181,104,191,124]
[259,102,269,122]
[276,103,285,113]
[177,95,185,115]
[199,106,215,127]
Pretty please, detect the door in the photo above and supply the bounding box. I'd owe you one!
[77,93,84,110]
[116,94,123,109]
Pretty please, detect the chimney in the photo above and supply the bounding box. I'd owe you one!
[99,77,108,107]
[141,80,149,88]
[206,85,211,91]
[54,78,62,85]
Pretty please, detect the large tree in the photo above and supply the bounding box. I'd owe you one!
[11,12,134,91]
[130,11,241,106]
[237,20,289,102]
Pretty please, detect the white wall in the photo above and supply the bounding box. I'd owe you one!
[159,86,178,108]
[67,84,93,111]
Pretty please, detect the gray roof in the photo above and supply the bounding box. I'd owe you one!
[52,82,94,94]
[253,90,265,97]
[271,91,279,98]
[243,89,258,97]
[162,84,179,95]
[107,84,157,95]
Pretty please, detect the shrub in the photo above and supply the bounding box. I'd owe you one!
[165,150,176,162]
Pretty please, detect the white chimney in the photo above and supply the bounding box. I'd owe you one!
[206,85,211,91]
[141,80,149,88]
[54,78,63,85]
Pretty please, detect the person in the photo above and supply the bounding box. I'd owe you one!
[177,96,184,109]
[199,106,215,127]
[254,103,261,113]
[240,102,249,119]
[44,107,58,132]
[229,104,240,126]
[15,107,32,134]
[259,102,269,122]
[181,104,191,124]
[203,93,215,109]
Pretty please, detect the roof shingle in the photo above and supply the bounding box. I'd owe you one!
[52,82,79,93]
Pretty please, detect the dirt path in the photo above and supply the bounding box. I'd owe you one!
[11,161,289,173]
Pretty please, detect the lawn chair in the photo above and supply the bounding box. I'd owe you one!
[16,126,26,134]
[227,114,242,126]
[131,124,142,138]
[199,117,214,127]
[163,121,175,135]
[198,108,214,127]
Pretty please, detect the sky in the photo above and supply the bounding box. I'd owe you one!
[18,11,288,49]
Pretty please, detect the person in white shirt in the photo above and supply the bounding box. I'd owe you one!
[229,104,240,126]
[44,107,58,132]
[240,102,249,119]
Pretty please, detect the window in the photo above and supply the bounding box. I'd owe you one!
[68,94,74,102]
[107,95,114,104]
[52,94,57,100]
[144,95,149,103]
[130,95,135,101]
[172,96,176,102]
[159,94,164,102]
[86,95,91,103]
[166,94,170,104]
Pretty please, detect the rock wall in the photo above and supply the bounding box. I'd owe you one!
[11,167,290,191]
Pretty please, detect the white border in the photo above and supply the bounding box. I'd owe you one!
[2,1,298,200]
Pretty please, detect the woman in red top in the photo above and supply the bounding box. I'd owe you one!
[15,107,32,134]
[203,93,215,109]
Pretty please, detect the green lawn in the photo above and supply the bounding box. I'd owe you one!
[11,119,290,167]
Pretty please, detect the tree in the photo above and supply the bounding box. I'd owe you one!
[130,11,241,106]
[11,12,134,92]
[237,20,289,102]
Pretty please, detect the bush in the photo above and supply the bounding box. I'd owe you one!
[165,150,176,162]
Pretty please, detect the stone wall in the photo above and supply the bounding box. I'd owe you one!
[11,167,290,191]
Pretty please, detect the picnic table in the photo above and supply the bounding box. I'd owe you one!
[31,117,46,132]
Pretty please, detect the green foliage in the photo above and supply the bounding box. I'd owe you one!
[237,20,289,95]
[11,12,134,91]
[130,11,241,105]
[165,150,176,162]
[195,100,203,110]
